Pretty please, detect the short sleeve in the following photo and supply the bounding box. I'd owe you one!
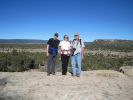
[59,41,62,47]
[81,40,85,48]
[58,40,60,45]
[68,42,71,49]
[47,39,51,45]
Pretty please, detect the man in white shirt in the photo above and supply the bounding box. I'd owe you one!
[71,33,85,77]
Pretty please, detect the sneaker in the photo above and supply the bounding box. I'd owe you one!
[76,75,80,77]
[72,74,76,77]
[76,74,80,77]
[47,73,50,76]
[62,73,67,75]
[52,72,55,75]
[70,72,73,76]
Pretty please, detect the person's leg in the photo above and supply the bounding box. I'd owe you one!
[61,54,68,75]
[76,53,82,77]
[65,56,70,75]
[72,55,76,76]
[61,54,66,75]
[51,56,57,75]
[62,55,70,75]
[47,54,52,75]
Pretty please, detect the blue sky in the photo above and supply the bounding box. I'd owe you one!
[0,0,133,41]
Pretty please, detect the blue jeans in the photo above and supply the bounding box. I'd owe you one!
[72,52,82,76]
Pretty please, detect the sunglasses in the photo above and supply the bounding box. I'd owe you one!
[65,37,68,39]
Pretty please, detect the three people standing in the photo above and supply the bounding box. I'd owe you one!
[46,33,85,77]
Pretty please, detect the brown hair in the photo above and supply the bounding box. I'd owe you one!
[64,35,69,40]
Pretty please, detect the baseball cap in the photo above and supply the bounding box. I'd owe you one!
[74,33,79,36]
[54,33,59,37]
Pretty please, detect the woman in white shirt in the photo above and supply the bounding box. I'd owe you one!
[59,35,71,75]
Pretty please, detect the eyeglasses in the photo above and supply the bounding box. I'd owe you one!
[65,37,68,39]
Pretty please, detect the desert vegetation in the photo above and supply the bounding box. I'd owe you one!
[0,39,133,72]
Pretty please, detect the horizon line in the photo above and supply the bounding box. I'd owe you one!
[0,38,133,42]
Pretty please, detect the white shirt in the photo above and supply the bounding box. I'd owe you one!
[72,39,85,55]
[59,40,71,55]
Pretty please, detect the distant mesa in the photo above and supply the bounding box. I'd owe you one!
[0,39,48,44]
[0,39,133,44]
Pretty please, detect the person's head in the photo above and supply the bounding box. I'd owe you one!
[64,35,69,41]
[74,33,80,40]
[54,33,59,40]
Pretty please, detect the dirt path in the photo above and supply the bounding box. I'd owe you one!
[0,70,133,100]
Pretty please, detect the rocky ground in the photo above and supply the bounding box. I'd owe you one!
[0,70,133,100]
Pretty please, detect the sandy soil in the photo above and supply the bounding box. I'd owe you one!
[0,70,133,100]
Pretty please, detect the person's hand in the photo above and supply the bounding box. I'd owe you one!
[82,55,84,62]
[47,52,49,57]
[59,54,61,60]
[59,57,61,61]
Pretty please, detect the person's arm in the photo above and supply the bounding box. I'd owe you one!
[81,40,85,62]
[58,46,61,60]
[46,39,51,56]
[58,41,61,60]
[46,44,49,57]
[82,47,84,61]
